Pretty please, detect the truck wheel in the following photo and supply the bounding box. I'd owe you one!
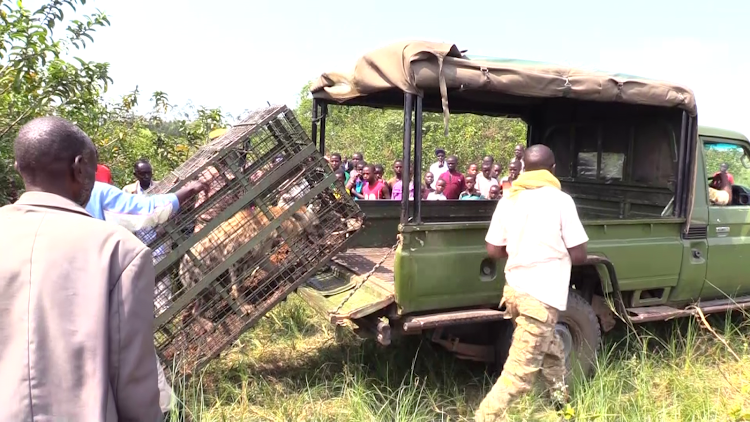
[557,289,601,379]
[494,289,601,379]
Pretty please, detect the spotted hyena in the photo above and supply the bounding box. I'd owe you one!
[179,204,321,334]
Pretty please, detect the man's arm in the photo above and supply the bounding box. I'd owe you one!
[486,243,507,259]
[346,173,358,190]
[485,199,507,259]
[381,183,391,199]
[100,181,206,231]
[111,248,162,421]
[561,195,589,265]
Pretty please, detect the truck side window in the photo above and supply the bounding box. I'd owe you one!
[704,142,750,206]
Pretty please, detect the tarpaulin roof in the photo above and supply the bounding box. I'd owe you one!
[310,40,697,121]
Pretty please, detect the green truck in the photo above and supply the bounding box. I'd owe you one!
[296,41,750,378]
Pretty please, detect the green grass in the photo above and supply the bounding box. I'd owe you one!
[166,295,750,422]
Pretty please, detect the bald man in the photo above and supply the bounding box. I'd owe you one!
[476,145,589,422]
[0,117,162,421]
[708,171,732,206]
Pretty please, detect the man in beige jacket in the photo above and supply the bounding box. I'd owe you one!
[0,116,162,421]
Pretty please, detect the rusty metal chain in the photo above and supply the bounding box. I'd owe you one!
[332,236,401,315]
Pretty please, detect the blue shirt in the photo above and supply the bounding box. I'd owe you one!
[85,182,180,229]
[459,191,484,200]
[85,182,180,261]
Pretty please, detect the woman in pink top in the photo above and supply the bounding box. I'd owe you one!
[362,165,390,200]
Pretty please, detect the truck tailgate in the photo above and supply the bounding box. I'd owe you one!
[299,247,396,323]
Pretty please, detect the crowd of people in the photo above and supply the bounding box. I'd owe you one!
[326,144,529,202]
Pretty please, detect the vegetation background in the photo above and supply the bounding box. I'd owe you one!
[0,0,524,205]
[2,1,749,421]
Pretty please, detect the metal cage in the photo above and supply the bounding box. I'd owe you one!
[135,105,364,376]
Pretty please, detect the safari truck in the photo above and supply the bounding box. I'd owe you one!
[297,40,750,377]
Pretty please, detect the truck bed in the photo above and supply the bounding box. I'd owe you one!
[332,247,396,283]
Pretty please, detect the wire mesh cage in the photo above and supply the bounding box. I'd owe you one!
[134,105,364,377]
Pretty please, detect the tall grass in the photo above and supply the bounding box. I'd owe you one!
[167,295,750,422]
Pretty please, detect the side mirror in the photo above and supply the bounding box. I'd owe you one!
[742,153,750,169]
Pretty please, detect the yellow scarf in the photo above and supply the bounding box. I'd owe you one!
[505,169,561,200]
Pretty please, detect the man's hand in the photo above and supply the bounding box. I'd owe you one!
[176,179,210,206]
[185,180,210,195]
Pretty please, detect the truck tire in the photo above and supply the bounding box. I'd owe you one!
[494,289,601,379]
[558,289,601,378]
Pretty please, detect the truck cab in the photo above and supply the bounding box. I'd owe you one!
[297,41,750,377]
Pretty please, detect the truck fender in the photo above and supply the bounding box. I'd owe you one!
[580,254,628,327]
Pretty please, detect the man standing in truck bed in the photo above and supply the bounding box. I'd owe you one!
[476,145,589,422]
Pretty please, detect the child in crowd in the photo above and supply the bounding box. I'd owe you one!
[491,163,503,179]
[328,152,350,185]
[476,161,499,198]
[467,163,478,177]
[388,159,405,200]
[488,184,501,200]
[362,165,390,200]
[387,160,402,186]
[427,179,447,200]
[374,164,385,181]
[422,171,435,199]
[459,175,484,200]
[333,169,348,199]
[338,169,350,191]
[500,160,521,195]
[347,161,366,196]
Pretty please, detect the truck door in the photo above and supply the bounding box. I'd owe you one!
[702,137,750,299]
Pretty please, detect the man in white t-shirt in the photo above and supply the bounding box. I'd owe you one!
[475,145,588,422]
[429,148,449,178]
[476,161,499,198]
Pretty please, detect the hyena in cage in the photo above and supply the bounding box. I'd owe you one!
[179,203,322,334]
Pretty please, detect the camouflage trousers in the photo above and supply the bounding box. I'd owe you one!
[475,285,566,422]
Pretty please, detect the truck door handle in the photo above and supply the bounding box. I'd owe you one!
[692,249,702,259]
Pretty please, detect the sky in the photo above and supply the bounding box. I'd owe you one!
[56,0,750,135]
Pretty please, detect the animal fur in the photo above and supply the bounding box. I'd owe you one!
[180,204,321,334]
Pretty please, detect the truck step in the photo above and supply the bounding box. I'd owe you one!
[402,309,508,332]
[627,295,750,323]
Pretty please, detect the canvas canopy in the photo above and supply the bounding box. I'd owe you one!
[310,40,697,126]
